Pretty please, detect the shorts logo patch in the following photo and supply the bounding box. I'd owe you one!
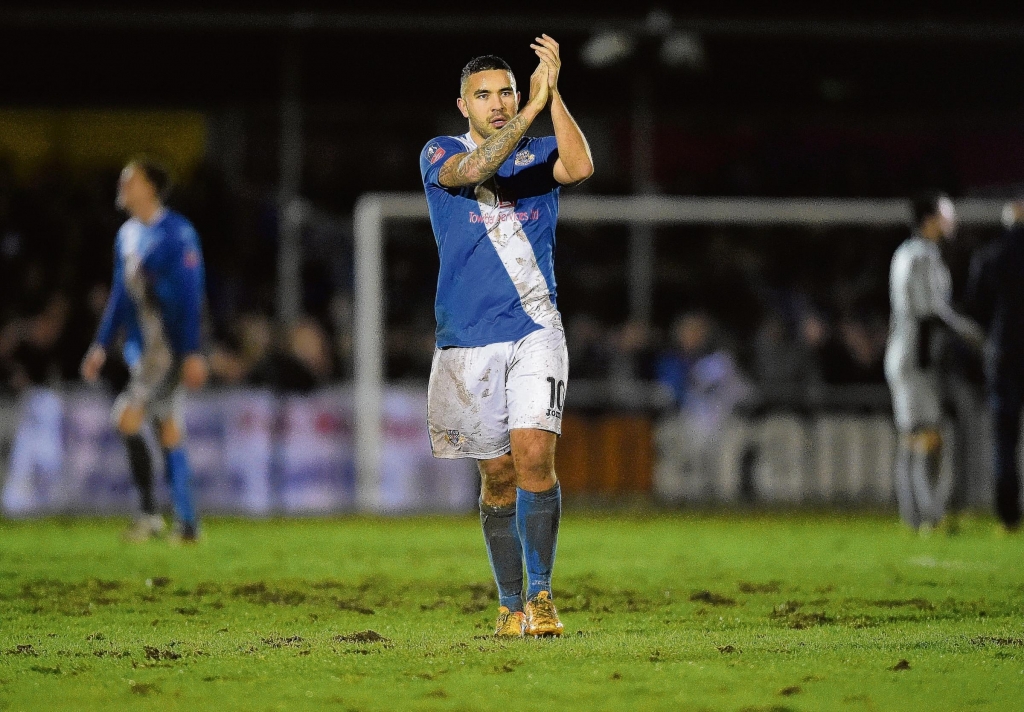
[514,149,535,166]
[426,143,446,165]
[445,429,464,448]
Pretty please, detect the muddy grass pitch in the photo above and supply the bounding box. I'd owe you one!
[1,511,1023,710]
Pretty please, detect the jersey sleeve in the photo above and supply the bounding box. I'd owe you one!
[921,250,986,348]
[420,136,467,188]
[533,136,561,186]
[94,237,128,348]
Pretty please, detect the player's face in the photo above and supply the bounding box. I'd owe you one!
[457,70,520,140]
[937,196,957,239]
[115,164,155,214]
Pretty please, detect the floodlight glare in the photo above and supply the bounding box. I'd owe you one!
[580,30,635,68]
[659,30,706,70]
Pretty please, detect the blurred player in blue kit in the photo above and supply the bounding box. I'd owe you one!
[80,158,208,543]
[419,35,594,637]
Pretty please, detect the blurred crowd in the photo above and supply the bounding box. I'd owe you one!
[0,156,990,407]
[566,305,888,408]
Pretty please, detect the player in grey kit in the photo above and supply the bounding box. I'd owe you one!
[884,192,985,532]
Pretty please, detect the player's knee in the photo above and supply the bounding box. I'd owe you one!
[116,406,144,436]
[479,455,517,505]
[480,475,516,507]
[158,420,182,449]
[512,450,555,485]
[481,480,517,507]
[513,450,557,490]
[516,465,557,491]
[911,428,942,454]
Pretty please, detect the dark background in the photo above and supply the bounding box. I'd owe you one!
[0,3,1021,397]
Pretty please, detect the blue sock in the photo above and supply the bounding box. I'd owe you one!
[480,500,524,611]
[517,483,561,600]
[163,447,197,528]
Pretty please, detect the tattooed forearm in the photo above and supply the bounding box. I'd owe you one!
[438,113,533,188]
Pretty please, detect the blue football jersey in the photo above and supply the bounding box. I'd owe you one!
[420,133,563,348]
[95,209,206,366]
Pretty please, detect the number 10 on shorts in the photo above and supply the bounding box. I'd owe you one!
[546,377,565,419]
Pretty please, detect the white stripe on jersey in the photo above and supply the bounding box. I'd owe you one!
[120,209,167,264]
[119,216,171,356]
[120,220,144,276]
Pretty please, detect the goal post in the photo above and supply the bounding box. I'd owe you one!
[352,192,1005,510]
[352,193,434,510]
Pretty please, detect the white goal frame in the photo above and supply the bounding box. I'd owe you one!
[351,192,1005,510]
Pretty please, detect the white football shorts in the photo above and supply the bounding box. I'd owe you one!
[112,347,184,429]
[885,366,941,433]
[427,326,568,459]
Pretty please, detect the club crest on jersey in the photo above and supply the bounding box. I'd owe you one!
[514,149,535,166]
[426,143,446,165]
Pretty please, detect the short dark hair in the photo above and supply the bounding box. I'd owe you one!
[912,191,948,227]
[460,55,514,96]
[128,155,173,201]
